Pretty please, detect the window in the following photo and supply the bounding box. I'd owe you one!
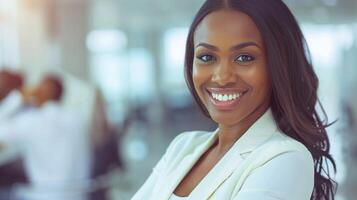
[162,27,192,107]
[87,29,155,122]
[163,28,189,92]
[302,24,357,185]
[0,0,20,68]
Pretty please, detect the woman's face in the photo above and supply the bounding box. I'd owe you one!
[193,9,272,126]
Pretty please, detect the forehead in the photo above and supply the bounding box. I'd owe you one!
[194,9,264,48]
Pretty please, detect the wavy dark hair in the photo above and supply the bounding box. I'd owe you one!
[184,0,337,199]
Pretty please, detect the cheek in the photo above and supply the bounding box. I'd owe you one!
[192,66,205,90]
[192,65,210,100]
[242,65,271,94]
[252,70,271,97]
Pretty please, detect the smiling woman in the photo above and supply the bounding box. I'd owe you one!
[192,10,271,130]
[132,0,337,200]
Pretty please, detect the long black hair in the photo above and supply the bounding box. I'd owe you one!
[184,0,337,199]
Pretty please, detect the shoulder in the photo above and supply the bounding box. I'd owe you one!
[239,147,314,200]
[272,131,312,157]
[236,132,315,199]
[252,130,314,171]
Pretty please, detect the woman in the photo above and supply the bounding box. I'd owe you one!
[132,0,337,199]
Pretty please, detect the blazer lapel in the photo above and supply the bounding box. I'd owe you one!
[189,108,279,199]
[188,148,244,200]
[156,130,219,200]
[157,108,278,200]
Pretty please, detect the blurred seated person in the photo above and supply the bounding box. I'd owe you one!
[0,74,91,200]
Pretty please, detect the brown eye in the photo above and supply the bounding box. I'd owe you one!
[197,54,216,63]
[234,54,255,63]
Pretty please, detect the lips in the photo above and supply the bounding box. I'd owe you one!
[206,87,248,94]
[206,87,248,111]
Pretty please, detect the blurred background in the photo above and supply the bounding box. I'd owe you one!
[0,0,356,199]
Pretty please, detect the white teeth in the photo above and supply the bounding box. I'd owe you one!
[218,94,223,101]
[223,94,228,101]
[211,92,244,102]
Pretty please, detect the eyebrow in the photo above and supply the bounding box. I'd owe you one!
[195,41,260,51]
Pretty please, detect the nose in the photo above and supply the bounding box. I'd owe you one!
[211,61,237,86]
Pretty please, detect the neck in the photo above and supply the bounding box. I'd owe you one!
[214,105,270,155]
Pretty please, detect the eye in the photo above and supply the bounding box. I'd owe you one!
[196,54,216,63]
[234,54,255,64]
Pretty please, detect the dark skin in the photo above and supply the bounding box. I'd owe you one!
[0,71,23,101]
[23,79,60,107]
[174,9,272,197]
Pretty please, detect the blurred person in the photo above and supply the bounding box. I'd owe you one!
[0,70,23,101]
[0,70,28,199]
[0,74,91,200]
[132,0,337,200]
[0,70,25,121]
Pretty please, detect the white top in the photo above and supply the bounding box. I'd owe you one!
[132,108,314,200]
[0,90,23,121]
[0,102,91,200]
[166,151,312,200]
[169,194,188,200]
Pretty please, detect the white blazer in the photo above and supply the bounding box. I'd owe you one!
[132,108,314,200]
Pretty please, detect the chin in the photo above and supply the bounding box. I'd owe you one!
[206,102,262,127]
[209,110,244,126]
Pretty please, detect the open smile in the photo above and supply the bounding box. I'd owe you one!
[206,88,248,111]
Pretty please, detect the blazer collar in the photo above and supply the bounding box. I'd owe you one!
[231,107,279,155]
[158,108,279,200]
